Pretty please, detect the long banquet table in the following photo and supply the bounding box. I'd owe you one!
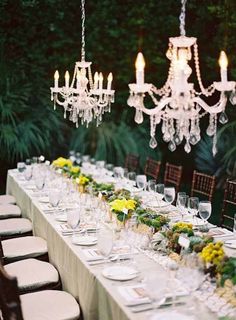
[6,169,231,320]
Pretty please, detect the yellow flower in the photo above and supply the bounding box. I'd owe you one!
[109,198,137,212]
[70,166,80,174]
[199,241,225,266]
[75,175,89,186]
[52,157,72,168]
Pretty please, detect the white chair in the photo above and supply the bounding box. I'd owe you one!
[0,265,81,320]
[0,218,32,239]
[4,258,61,294]
[0,204,21,219]
[1,236,48,264]
[0,194,16,205]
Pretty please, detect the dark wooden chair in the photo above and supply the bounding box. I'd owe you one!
[0,262,24,319]
[191,170,216,202]
[0,262,80,320]
[164,162,183,193]
[220,179,236,230]
[124,154,140,172]
[144,157,161,181]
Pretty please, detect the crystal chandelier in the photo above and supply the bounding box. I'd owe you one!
[127,0,236,154]
[50,0,115,128]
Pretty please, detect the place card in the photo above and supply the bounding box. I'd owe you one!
[178,235,190,249]
[117,284,150,306]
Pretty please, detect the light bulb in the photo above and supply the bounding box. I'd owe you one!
[107,72,113,82]
[219,51,228,70]
[54,70,59,80]
[135,52,145,71]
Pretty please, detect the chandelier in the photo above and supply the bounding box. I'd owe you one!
[127,0,236,154]
[50,0,115,128]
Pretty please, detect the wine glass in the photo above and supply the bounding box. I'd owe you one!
[136,175,147,191]
[34,173,45,191]
[17,162,26,174]
[176,192,188,220]
[97,226,114,259]
[188,197,199,223]
[155,183,165,206]
[127,172,136,187]
[164,187,175,205]
[199,201,212,231]
[145,273,167,308]
[67,209,80,240]
[49,189,61,208]
[147,179,156,193]
[23,166,33,181]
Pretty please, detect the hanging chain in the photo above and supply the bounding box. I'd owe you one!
[179,0,187,36]
[81,0,86,61]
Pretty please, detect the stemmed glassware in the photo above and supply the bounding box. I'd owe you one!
[49,188,61,208]
[176,192,188,220]
[136,175,147,191]
[67,209,80,240]
[97,226,113,259]
[147,179,156,193]
[127,172,136,187]
[188,197,199,223]
[24,166,33,181]
[199,201,212,231]
[164,187,175,205]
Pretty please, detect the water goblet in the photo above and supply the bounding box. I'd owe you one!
[199,201,212,232]
[164,187,175,205]
[176,192,188,220]
[136,175,147,191]
[49,189,61,208]
[97,226,114,259]
[145,273,168,309]
[17,162,26,174]
[188,197,199,223]
[147,179,156,193]
[23,166,33,181]
[127,172,136,187]
[67,209,80,240]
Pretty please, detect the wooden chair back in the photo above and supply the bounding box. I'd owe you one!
[220,179,236,230]
[164,163,183,193]
[124,154,139,172]
[144,158,161,181]
[0,263,24,320]
[191,170,215,202]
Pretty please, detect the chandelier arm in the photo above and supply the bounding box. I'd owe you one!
[192,94,227,114]
[137,96,172,115]
[81,0,86,61]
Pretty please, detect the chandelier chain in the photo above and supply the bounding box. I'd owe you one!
[81,0,86,61]
[179,0,187,36]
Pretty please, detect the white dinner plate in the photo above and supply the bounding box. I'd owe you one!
[55,214,67,222]
[102,266,138,281]
[150,311,195,320]
[224,239,236,249]
[146,200,169,208]
[72,235,97,246]
[38,197,49,203]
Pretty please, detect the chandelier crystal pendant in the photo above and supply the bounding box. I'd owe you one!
[50,0,115,128]
[127,0,236,154]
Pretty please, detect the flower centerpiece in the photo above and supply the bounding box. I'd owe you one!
[109,198,137,223]
[136,207,169,232]
[52,157,72,173]
[199,241,226,278]
[75,174,91,192]
[68,166,81,179]
[164,222,194,254]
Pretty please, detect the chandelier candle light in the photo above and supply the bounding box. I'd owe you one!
[50,0,115,128]
[127,0,236,154]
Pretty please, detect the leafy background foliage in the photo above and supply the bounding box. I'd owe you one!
[0,0,236,201]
